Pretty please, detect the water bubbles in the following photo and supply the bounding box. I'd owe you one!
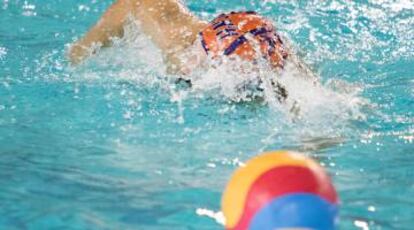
[400,134,414,143]
[2,0,9,9]
[367,206,376,212]
[0,46,6,60]
[354,220,370,230]
[384,0,414,12]
[206,162,216,168]
[122,110,134,120]
[22,1,36,17]
[78,5,91,12]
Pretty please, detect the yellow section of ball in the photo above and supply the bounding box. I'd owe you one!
[221,151,322,229]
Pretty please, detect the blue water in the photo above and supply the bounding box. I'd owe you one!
[1,0,413,229]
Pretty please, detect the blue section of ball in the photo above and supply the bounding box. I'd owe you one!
[249,193,338,230]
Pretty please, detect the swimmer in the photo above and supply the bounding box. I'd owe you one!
[68,0,310,102]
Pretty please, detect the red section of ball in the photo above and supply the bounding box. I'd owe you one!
[231,166,338,230]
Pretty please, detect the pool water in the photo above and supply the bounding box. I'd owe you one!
[1,0,413,229]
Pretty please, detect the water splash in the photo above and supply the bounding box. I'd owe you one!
[62,19,369,147]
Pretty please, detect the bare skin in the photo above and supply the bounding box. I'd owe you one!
[68,0,319,105]
[68,0,207,73]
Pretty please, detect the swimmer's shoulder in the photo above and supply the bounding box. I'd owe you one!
[132,0,205,51]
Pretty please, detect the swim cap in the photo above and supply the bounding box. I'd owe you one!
[200,12,288,68]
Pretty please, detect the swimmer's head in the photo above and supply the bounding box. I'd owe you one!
[176,12,290,103]
[199,11,288,69]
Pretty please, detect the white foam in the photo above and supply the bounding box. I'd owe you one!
[0,46,6,60]
[67,20,369,141]
[195,208,225,225]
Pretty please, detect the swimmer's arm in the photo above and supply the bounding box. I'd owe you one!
[68,0,133,64]
[68,0,206,73]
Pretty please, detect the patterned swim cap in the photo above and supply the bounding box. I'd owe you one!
[200,12,288,68]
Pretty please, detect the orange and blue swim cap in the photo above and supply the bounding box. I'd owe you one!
[200,12,288,68]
